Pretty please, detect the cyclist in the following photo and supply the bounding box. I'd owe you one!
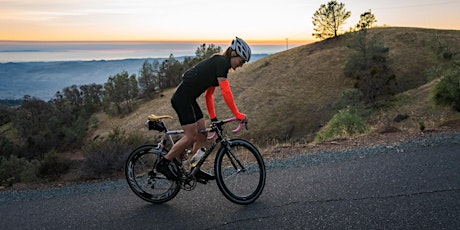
[156,37,251,181]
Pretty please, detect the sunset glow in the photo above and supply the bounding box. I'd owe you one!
[1,0,459,43]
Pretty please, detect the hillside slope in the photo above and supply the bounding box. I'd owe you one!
[225,27,459,143]
[89,27,460,146]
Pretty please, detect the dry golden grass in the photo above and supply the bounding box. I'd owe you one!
[368,80,460,133]
[86,88,179,143]
[89,27,460,147]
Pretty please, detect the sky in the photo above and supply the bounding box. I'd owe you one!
[1,0,459,44]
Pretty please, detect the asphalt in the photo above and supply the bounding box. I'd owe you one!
[1,133,459,229]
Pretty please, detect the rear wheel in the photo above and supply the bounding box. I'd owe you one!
[214,139,266,204]
[125,145,180,203]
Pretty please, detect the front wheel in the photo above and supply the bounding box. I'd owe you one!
[125,145,180,203]
[214,139,266,204]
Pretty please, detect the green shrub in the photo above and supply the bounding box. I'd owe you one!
[81,127,148,179]
[0,155,28,185]
[0,105,12,126]
[315,108,368,142]
[20,159,41,182]
[124,132,150,146]
[0,136,17,158]
[38,150,72,179]
[82,141,132,179]
[431,69,460,111]
[333,88,371,116]
[0,156,43,185]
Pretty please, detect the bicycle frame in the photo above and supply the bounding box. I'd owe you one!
[154,117,245,177]
[127,115,266,204]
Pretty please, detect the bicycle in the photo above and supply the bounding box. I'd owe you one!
[125,114,266,205]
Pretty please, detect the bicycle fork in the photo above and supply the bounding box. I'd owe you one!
[221,141,246,173]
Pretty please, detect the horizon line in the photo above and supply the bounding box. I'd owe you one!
[0,39,314,46]
[2,26,457,45]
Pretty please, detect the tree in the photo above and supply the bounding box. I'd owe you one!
[356,10,377,30]
[157,54,183,90]
[0,104,12,126]
[182,44,222,79]
[14,96,55,158]
[103,71,138,115]
[61,85,83,121]
[79,83,103,113]
[344,30,396,104]
[429,34,460,111]
[62,85,82,107]
[195,43,222,61]
[312,0,351,39]
[138,59,160,98]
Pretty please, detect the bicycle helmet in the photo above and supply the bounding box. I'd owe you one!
[230,37,251,62]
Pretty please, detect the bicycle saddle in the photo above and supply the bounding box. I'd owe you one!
[148,114,174,121]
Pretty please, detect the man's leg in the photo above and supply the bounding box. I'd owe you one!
[157,122,198,180]
[192,118,207,154]
[165,122,198,160]
[190,118,215,181]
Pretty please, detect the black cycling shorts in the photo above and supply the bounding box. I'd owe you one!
[171,85,204,126]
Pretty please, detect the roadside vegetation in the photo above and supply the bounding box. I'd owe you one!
[1,1,459,187]
[0,44,221,186]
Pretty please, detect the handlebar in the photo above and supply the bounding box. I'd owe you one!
[224,117,245,133]
[207,117,247,140]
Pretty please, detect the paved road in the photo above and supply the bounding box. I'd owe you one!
[1,141,459,229]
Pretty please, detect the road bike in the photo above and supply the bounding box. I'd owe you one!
[125,114,266,205]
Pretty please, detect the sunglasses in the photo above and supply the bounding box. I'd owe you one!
[233,56,246,65]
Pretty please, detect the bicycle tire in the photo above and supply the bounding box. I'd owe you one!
[125,144,180,203]
[214,139,266,204]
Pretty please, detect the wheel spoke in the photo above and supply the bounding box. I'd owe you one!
[215,140,266,204]
[125,145,180,203]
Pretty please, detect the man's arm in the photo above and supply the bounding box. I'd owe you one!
[218,77,246,120]
[205,86,216,119]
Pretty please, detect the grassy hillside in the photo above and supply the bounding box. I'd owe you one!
[88,27,460,146]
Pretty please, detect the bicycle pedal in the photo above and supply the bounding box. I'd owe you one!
[196,178,208,184]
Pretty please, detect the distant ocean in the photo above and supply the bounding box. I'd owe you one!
[0,41,293,63]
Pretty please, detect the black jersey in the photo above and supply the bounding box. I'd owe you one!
[180,55,230,99]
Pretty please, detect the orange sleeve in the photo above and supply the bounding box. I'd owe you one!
[205,86,216,119]
[218,80,246,120]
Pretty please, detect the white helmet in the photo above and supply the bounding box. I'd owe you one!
[230,37,251,62]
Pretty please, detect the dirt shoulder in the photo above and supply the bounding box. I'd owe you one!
[262,125,460,161]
